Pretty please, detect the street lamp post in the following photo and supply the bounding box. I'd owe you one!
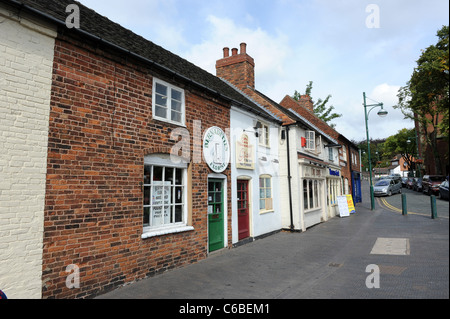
[363,92,388,210]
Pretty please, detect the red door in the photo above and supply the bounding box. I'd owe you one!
[237,180,250,240]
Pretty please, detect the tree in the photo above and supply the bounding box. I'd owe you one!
[383,128,418,176]
[292,81,342,129]
[396,25,449,175]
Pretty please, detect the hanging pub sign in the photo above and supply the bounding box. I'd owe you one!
[203,126,230,173]
[236,133,254,170]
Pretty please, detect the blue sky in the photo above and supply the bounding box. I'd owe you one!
[79,0,449,141]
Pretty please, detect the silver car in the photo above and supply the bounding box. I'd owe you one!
[373,178,402,196]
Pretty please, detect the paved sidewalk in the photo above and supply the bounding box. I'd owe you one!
[98,193,449,299]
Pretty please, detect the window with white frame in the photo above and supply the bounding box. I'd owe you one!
[259,175,273,211]
[152,78,185,125]
[327,179,341,206]
[328,147,334,162]
[303,179,321,211]
[143,155,187,233]
[305,131,315,151]
[258,122,270,147]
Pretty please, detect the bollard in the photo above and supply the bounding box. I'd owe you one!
[430,195,437,219]
[401,193,407,215]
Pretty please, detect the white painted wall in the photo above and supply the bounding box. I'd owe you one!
[0,6,56,298]
[230,107,281,243]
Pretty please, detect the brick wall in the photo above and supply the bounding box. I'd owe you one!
[0,7,56,299]
[42,35,231,298]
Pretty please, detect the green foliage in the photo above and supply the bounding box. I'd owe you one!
[396,25,449,174]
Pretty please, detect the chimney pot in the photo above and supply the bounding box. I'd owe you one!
[240,42,247,54]
[223,47,229,58]
[231,48,238,56]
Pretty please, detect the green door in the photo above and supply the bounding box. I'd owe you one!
[208,179,224,252]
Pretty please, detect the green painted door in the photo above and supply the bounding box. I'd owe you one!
[208,179,224,252]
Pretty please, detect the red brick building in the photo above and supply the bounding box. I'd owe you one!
[7,0,271,299]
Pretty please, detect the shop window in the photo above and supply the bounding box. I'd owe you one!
[143,154,187,234]
[303,178,322,211]
[259,175,273,211]
[152,78,185,125]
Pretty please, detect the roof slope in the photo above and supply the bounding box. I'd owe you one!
[4,0,280,123]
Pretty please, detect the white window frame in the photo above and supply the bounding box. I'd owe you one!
[259,175,273,212]
[303,178,322,211]
[305,131,315,151]
[152,78,185,126]
[142,154,192,238]
[328,147,334,162]
[257,121,270,148]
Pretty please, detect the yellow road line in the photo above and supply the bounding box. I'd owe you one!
[377,197,448,218]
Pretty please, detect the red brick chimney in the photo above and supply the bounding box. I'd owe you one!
[216,42,255,91]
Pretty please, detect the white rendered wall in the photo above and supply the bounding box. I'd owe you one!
[0,6,56,298]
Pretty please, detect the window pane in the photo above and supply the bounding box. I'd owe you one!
[153,166,163,181]
[144,165,151,185]
[259,178,264,188]
[260,187,265,199]
[144,186,150,205]
[175,168,182,185]
[152,206,163,226]
[215,192,221,203]
[314,181,319,207]
[171,100,182,111]
[309,180,313,208]
[155,82,167,96]
[171,89,182,101]
[164,167,174,182]
[266,188,271,199]
[265,178,271,188]
[303,180,308,209]
[155,94,167,107]
[260,199,265,210]
[175,186,183,204]
[143,207,150,226]
[155,105,167,118]
[174,205,182,222]
[171,110,182,122]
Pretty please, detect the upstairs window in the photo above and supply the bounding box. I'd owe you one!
[152,78,185,125]
[305,131,315,151]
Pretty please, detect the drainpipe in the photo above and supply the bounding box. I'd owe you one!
[285,125,294,231]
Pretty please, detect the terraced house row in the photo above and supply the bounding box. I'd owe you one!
[0,0,361,298]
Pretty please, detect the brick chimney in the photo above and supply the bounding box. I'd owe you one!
[297,95,314,113]
[216,42,255,91]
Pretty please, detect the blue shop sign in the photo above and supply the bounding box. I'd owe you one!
[329,168,340,177]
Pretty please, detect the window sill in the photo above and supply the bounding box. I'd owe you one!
[259,209,274,215]
[141,225,194,239]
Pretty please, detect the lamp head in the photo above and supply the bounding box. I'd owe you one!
[377,104,388,117]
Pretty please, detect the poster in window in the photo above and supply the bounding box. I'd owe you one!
[152,181,171,226]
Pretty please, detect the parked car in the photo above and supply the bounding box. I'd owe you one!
[438,180,449,200]
[422,175,446,195]
[373,178,402,196]
[401,177,408,188]
[406,177,415,189]
[413,178,423,192]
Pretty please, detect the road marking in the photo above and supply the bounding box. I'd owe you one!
[377,197,449,219]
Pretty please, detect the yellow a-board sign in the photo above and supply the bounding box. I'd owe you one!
[337,194,356,217]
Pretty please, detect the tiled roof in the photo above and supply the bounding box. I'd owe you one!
[5,0,281,123]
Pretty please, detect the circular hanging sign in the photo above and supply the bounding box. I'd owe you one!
[203,126,230,173]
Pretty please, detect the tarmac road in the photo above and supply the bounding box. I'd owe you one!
[97,180,449,302]
[377,185,449,219]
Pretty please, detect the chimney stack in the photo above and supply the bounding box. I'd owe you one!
[215,42,255,91]
[223,47,229,58]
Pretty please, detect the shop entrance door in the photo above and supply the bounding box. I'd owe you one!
[237,180,250,240]
[208,179,224,252]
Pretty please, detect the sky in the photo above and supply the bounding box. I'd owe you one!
[78,0,449,142]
